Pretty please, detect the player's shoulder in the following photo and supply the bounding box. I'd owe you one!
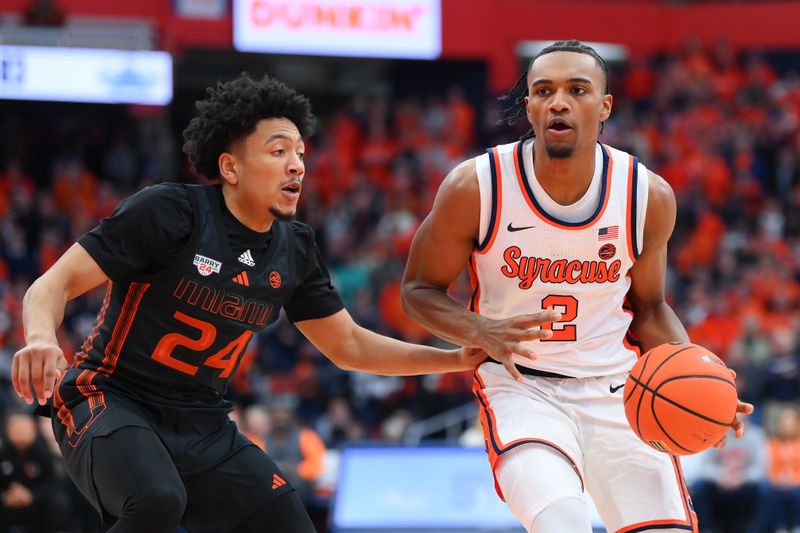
[601,144,672,198]
[644,169,675,209]
[441,158,478,195]
[600,143,644,169]
[491,139,523,156]
[123,181,191,207]
[107,183,193,231]
[283,219,316,241]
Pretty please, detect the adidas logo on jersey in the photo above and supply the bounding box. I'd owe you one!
[272,473,287,490]
[238,249,255,267]
[232,271,250,286]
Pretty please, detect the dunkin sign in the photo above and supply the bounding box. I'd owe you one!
[233,0,441,59]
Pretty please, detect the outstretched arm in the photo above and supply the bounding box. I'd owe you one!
[400,160,559,382]
[13,243,109,405]
[295,309,486,375]
[628,171,753,441]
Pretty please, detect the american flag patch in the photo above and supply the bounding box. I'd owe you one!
[598,225,619,241]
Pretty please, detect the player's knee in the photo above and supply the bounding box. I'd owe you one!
[528,496,592,533]
[125,483,187,523]
[496,446,588,532]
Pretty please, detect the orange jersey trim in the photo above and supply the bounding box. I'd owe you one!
[472,369,584,501]
[475,147,504,254]
[622,292,642,358]
[625,155,640,263]
[467,252,481,314]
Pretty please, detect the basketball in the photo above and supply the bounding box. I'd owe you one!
[623,342,738,455]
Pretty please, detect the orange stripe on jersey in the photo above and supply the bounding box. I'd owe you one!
[472,369,585,501]
[614,456,697,532]
[54,282,148,446]
[75,369,98,407]
[475,147,504,254]
[98,281,149,377]
[514,142,614,231]
[74,282,113,368]
[79,282,150,407]
[55,369,108,446]
[53,370,75,432]
[241,271,250,286]
[625,155,637,263]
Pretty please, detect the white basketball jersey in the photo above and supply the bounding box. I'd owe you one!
[470,139,649,378]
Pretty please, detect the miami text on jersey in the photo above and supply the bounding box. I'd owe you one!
[500,246,622,289]
[173,278,273,326]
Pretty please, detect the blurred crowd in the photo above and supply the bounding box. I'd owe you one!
[0,38,799,531]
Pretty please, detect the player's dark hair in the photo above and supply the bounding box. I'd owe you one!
[182,73,316,180]
[497,39,609,140]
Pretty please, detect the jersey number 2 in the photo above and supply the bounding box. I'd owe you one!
[541,295,578,342]
[151,311,253,378]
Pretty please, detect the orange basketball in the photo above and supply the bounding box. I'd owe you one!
[623,342,738,455]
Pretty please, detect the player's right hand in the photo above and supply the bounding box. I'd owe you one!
[476,308,561,382]
[12,340,67,406]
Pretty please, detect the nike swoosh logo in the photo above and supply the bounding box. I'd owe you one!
[507,223,536,232]
[609,383,624,393]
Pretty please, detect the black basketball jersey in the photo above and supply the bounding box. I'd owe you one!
[62,184,342,408]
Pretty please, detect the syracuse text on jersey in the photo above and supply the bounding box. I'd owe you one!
[500,245,622,289]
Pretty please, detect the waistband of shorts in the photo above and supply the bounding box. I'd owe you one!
[486,358,575,379]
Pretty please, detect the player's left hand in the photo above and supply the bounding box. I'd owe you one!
[713,400,755,448]
[714,368,755,448]
[456,347,489,370]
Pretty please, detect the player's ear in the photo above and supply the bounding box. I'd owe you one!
[600,94,613,123]
[218,152,238,185]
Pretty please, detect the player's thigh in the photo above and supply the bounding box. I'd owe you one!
[474,363,585,475]
[495,445,590,532]
[52,395,167,517]
[583,424,695,532]
[90,426,186,519]
[181,444,299,533]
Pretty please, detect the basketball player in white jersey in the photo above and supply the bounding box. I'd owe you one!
[401,40,754,533]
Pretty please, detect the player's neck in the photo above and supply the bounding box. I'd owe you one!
[532,143,596,206]
[221,187,275,233]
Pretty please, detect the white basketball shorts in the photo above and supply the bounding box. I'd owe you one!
[472,361,698,533]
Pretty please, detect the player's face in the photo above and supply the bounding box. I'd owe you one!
[525,51,612,159]
[236,117,305,221]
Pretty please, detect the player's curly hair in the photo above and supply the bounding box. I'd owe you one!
[182,73,316,180]
[497,39,609,140]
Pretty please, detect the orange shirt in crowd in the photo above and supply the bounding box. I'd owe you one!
[768,438,800,487]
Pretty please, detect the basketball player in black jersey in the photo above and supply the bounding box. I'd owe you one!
[9,74,554,533]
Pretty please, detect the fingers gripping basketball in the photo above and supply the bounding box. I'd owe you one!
[623,342,738,455]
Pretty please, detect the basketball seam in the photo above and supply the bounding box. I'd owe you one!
[630,374,736,426]
[647,381,695,454]
[630,345,695,442]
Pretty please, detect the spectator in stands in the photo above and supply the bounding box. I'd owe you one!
[762,329,800,432]
[691,423,769,533]
[765,407,800,533]
[261,406,327,506]
[0,410,69,532]
[315,397,364,447]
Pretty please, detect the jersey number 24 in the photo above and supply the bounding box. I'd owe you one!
[150,311,253,378]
